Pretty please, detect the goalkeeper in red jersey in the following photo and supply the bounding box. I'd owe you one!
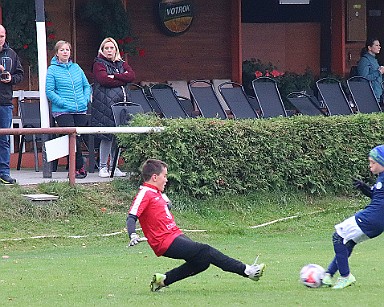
[126,159,265,291]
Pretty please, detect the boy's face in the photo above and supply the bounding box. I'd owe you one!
[368,157,384,174]
[150,167,168,192]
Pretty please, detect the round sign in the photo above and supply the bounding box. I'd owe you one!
[158,0,194,36]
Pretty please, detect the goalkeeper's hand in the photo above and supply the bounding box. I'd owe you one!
[129,233,140,246]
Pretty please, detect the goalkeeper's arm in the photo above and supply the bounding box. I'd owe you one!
[127,214,138,238]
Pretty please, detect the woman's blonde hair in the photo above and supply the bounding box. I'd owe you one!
[99,37,122,62]
[54,40,71,54]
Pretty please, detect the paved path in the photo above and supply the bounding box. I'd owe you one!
[10,169,113,186]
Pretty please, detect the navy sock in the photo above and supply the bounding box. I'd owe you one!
[332,232,353,277]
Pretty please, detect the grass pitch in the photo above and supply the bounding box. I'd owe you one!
[0,182,383,306]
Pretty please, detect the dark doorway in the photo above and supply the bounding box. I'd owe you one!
[367,0,384,64]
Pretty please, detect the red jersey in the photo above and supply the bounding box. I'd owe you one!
[129,183,183,256]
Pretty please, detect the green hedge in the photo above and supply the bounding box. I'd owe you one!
[117,113,384,197]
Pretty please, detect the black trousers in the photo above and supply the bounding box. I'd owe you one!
[162,234,247,286]
[55,113,88,170]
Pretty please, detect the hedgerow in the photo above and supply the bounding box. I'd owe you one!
[117,113,384,197]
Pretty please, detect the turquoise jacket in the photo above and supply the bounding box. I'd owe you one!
[357,52,383,101]
[46,56,91,113]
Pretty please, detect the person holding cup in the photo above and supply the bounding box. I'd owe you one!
[0,24,24,184]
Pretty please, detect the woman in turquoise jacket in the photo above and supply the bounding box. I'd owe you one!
[46,40,91,179]
[357,38,384,102]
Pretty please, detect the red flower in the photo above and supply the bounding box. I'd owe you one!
[48,33,55,40]
[117,39,124,45]
[270,69,283,77]
[120,51,125,57]
[255,71,263,78]
[138,49,145,57]
[23,44,28,49]
[124,36,133,43]
[265,70,270,77]
[46,21,53,27]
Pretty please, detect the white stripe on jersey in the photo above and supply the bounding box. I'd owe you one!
[129,185,158,216]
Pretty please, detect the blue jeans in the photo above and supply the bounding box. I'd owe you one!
[0,105,13,176]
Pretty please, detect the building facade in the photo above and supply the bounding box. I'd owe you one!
[1,0,383,89]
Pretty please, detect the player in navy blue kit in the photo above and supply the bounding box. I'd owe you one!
[322,145,384,289]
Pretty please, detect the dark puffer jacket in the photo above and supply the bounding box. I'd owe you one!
[91,55,135,140]
[0,43,24,105]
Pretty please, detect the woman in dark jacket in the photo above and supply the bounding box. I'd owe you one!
[91,37,135,178]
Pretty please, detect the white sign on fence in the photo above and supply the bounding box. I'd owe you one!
[44,135,71,162]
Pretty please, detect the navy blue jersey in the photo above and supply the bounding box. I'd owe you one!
[355,172,384,238]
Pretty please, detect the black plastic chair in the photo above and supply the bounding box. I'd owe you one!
[251,77,288,118]
[149,84,190,118]
[129,83,156,114]
[316,78,354,115]
[110,102,144,178]
[286,92,327,116]
[17,99,41,172]
[188,80,228,119]
[218,81,259,119]
[347,76,382,114]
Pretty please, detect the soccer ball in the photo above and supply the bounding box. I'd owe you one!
[299,264,325,288]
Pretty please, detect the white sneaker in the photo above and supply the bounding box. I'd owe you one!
[98,167,110,178]
[247,263,266,281]
[113,168,127,177]
[246,255,266,281]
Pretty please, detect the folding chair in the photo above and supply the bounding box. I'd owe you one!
[110,102,144,178]
[218,81,259,119]
[316,78,354,115]
[212,79,231,111]
[167,80,191,100]
[347,76,382,114]
[188,80,228,119]
[129,83,157,114]
[149,83,190,118]
[17,99,41,172]
[251,77,288,118]
[286,92,327,116]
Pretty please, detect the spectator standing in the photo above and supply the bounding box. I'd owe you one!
[46,40,91,179]
[357,38,384,102]
[91,37,135,178]
[0,24,24,184]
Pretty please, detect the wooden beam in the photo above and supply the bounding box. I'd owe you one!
[231,0,242,83]
[331,0,346,76]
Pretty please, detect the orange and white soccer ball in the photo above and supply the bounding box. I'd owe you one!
[299,264,325,288]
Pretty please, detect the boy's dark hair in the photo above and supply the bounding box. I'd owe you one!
[141,159,168,182]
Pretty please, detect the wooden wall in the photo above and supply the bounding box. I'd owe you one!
[126,0,233,83]
[242,23,321,75]
[345,0,384,76]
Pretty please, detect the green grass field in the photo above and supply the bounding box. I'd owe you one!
[1,182,383,306]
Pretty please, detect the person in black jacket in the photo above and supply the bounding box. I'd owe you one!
[0,25,23,184]
[91,37,135,178]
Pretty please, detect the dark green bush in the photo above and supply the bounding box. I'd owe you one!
[117,113,384,197]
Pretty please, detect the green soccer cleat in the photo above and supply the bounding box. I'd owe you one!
[150,273,166,292]
[322,273,333,287]
[332,273,356,289]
